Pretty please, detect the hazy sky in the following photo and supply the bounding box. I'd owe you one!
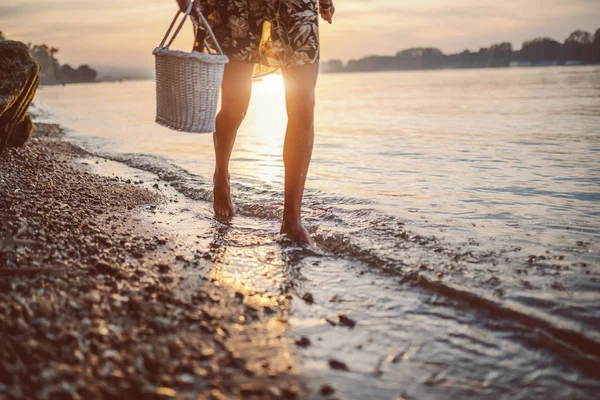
[1,0,599,73]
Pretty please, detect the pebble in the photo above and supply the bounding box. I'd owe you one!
[293,336,311,348]
[337,314,356,328]
[95,261,118,276]
[320,384,335,396]
[84,290,101,304]
[268,385,283,397]
[157,263,171,273]
[155,387,177,397]
[302,293,315,304]
[328,359,349,371]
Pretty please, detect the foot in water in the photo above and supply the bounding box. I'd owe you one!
[213,172,235,218]
[280,219,317,249]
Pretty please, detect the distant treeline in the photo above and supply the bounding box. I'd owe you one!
[322,28,600,73]
[29,44,97,85]
[1,30,98,85]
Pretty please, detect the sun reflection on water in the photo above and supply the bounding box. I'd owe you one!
[206,225,298,376]
[235,74,288,184]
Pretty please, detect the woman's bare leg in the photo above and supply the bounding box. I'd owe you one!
[280,63,319,245]
[213,61,255,217]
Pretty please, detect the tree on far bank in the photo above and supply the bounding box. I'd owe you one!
[490,42,512,58]
[521,38,561,65]
[29,44,60,84]
[591,28,600,62]
[76,65,97,82]
[58,64,77,83]
[562,30,593,63]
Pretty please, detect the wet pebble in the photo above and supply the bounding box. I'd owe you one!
[337,314,356,328]
[293,336,311,348]
[328,359,349,371]
[320,384,335,396]
[302,293,314,304]
[282,385,300,399]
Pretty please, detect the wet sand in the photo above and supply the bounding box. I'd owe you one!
[0,123,303,399]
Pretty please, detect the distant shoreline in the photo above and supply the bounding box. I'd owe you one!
[322,28,600,74]
[320,61,600,75]
[36,62,599,86]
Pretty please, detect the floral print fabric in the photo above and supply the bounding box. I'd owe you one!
[201,0,320,77]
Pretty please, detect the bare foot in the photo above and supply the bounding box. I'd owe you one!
[213,172,235,218]
[280,219,315,248]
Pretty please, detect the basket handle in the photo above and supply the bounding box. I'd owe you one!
[158,2,225,56]
[192,12,225,56]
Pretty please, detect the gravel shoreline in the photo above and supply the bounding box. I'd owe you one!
[0,123,303,399]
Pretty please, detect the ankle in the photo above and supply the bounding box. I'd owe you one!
[214,169,229,181]
[282,215,302,228]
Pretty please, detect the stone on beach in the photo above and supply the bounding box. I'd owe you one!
[0,39,40,155]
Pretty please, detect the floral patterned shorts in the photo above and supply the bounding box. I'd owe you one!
[201,0,320,77]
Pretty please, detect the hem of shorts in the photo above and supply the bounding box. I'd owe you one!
[231,57,321,78]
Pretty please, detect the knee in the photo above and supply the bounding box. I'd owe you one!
[217,106,246,129]
[287,91,315,127]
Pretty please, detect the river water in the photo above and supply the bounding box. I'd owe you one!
[34,66,600,399]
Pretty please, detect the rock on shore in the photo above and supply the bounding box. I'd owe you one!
[0,39,40,155]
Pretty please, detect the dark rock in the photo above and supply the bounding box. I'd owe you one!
[301,293,314,305]
[328,359,349,371]
[0,40,40,155]
[95,260,119,276]
[157,263,171,273]
[281,385,299,399]
[320,384,335,396]
[7,115,33,147]
[337,314,356,328]
[293,336,311,348]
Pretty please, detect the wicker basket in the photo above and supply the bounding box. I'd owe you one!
[153,3,228,133]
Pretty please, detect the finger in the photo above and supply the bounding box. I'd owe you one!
[328,6,335,22]
[327,7,335,23]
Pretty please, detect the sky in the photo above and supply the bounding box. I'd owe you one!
[1,0,599,74]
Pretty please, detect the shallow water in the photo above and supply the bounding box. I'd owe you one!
[35,66,600,398]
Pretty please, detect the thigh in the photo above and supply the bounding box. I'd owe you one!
[221,60,255,113]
